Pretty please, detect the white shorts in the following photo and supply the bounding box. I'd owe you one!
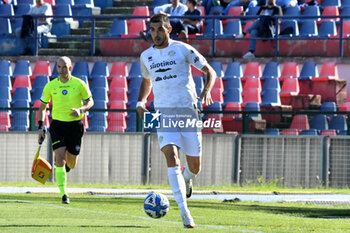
[157,130,202,157]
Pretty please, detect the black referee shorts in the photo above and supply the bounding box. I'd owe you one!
[49,120,84,155]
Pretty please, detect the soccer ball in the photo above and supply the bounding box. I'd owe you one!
[143,192,170,218]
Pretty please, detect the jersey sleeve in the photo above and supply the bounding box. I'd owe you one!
[140,55,151,79]
[183,44,207,71]
[40,83,51,104]
[80,80,92,101]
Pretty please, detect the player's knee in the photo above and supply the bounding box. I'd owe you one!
[190,166,201,175]
[67,160,76,169]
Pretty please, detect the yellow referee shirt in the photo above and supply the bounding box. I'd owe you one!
[40,76,92,122]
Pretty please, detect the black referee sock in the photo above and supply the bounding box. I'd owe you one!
[65,164,71,173]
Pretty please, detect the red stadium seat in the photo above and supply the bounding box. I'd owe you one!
[108,112,127,128]
[321,6,339,21]
[32,61,52,81]
[12,75,32,92]
[44,0,55,5]
[146,90,154,107]
[280,77,300,97]
[109,76,128,89]
[242,77,262,95]
[321,129,337,135]
[132,6,150,17]
[0,125,9,131]
[281,128,300,135]
[280,62,299,80]
[0,112,10,128]
[124,19,147,37]
[210,88,224,103]
[290,114,309,130]
[313,62,339,81]
[109,62,128,79]
[191,66,203,78]
[242,88,261,106]
[222,102,242,120]
[242,20,254,38]
[341,20,350,38]
[32,100,50,127]
[213,78,224,92]
[108,88,128,102]
[243,62,262,79]
[225,6,243,25]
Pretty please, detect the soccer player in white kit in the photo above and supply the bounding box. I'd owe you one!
[136,13,216,228]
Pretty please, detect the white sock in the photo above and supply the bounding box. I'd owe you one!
[168,167,189,216]
[182,163,197,181]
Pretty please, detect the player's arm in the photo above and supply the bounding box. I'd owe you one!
[137,78,152,120]
[199,64,216,105]
[37,102,48,144]
[70,97,94,117]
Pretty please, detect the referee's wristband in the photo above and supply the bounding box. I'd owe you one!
[136,101,146,109]
[38,120,44,130]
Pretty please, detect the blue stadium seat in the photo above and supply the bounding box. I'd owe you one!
[329,115,347,132]
[322,0,341,7]
[74,0,94,7]
[320,101,337,116]
[51,61,58,78]
[318,20,337,37]
[0,87,11,101]
[244,102,261,120]
[224,77,242,93]
[0,4,14,16]
[193,76,204,90]
[126,112,137,132]
[209,6,224,15]
[32,75,49,90]
[298,20,318,37]
[104,20,127,37]
[261,61,280,80]
[0,99,10,113]
[88,113,107,132]
[284,6,301,19]
[10,112,29,131]
[72,61,89,80]
[16,0,34,4]
[0,18,11,35]
[224,88,242,104]
[71,3,93,27]
[300,129,318,135]
[299,62,319,80]
[0,75,11,90]
[11,87,31,104]
[30,87,43,105]
[309,114,328,132]
[52,5,73,21]
[204,102,222,120]
[302,6,320,21]
[261,89,281,107]
[91,87,108,102]
[128,77,142,93]
[265,128,280,135]
[13,60,32,78]
[13,4,30,31]
[224,62,242,80]
[55,0,73,5]
[90,61,109,79]
[245,6,259,17]
[280,20,299,37]
[0,60,12,77]
[203,19,223,36]
[209,61,224,78]
[90,76,108,91]
[89,100,107,118]
[128,61,142,79]
[261,78,280,96]
[340,6,350,18]
[221,20,242,38]
[94,0,113,11]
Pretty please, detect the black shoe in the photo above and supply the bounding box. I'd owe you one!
[65,164,71,173]
[62,194,70,204]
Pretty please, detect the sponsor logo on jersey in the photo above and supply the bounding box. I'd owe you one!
[62,90,68,95]
[148,56,153,61]
[168,50,176,56]
[150,60,177,70]
[154,74,177,81]
[155,68,172,73]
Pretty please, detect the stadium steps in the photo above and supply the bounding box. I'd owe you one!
[48,41,91,49]
[82,21,114,28]
[103,7,135,15]
[113,0,153,7]
[70,27,110,35]
[38,48,90,56]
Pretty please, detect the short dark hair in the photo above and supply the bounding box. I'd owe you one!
[187,0,199,6]
[150,13,171,28]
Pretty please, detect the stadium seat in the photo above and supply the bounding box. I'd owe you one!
[298,20,318,37]
[244,101,261,120]
[11,87,31,104]
[321,129,337,135]
[0,75,11,90]
[30,87,44,105]
[290,114,309,130]
[109,62,128,79]
[109,76,127,89]
[193,76,204,90]
[242,20,254,38]
[300,129,318,135]
[242,89,261,106]
[125,19,146,36]
[105,20,127,37]
[329,115,347,132]
[191,66,204,78]
[89,100,107,118]
[55,0,73,5]
[32,75,49,90]
[299,62,319,80]
[226,6,243,21]
[74,0,94,7]
[222,20,242,38]
[203,19,223,36]
[243,62,262,79]
[109,88,128,102]
[132,6,150,17]
[321,6,339,21]
[0,18,11,35]
[242,77,262,94]
[52,4,74,22]
[16,0,34,4]
[261,89,281,107]
[109,100,127,111]
[223,101,242,120]
[213,78,224,91]
[224,77,242,93]
[315,62,339,81]
[32,100,50,128]
[13,60,32,78]
[44,0,55,4]
[282,128,300,135]
[210,88,224,103]
[261,61,280,80]
[88,113,107,132]
[14,4,30,18]
[261,78,280,96]
[32,61,52,80]
[224,88,242,103]
[224,62,242,80]
[302,6,320,21]
[128,61,142,79]
[245,6,259,17]
[128,77,142,93]
[10,112,29,131]
[91,87,108,102]
[72,61,89,80]
[321,0,341,7]
[264,128,280,135]
[12,75,31,92]
[309,114,328,132]
[0,4,13,16]
[0,60,12,77]
[0,99,10,115]
[126,112,137,132]
[280,77,300,97]
[284,6,301,19]
[280,62,299,80]
[0,112,10,128]
[209,61,224,78]
[0,87,11,101]
[318,20,337,37]
[209,5,224,15]
[320,101,337,116]
[107,111,127,132]
[91,76,108,91]
[279,20,299,37]
[90,61,109,79]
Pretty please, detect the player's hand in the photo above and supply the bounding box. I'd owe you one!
[137,106,148,120]
[198,90,213,106]
[70,108,82,117]
[38,127,46,144]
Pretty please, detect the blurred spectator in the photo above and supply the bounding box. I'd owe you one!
[276,0,297,10]
[223,0,258,15]
[27,0,53,35]
[181,0,202,36]
[241,0,282,58]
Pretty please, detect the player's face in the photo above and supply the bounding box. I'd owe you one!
[150,22,171,49]
[57,60,71,78]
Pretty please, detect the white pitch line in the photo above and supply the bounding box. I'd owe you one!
[0,198,264,233]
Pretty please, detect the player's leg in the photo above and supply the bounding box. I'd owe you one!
[65,120,84,172]
[161,144,195,228]
[54,146,69,204]
[65,152,79,172]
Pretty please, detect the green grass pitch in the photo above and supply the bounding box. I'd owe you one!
[0,193,350,232]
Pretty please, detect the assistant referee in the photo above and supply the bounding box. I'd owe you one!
[37,56,94,204]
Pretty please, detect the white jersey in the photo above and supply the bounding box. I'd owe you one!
[140,40,208,108]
